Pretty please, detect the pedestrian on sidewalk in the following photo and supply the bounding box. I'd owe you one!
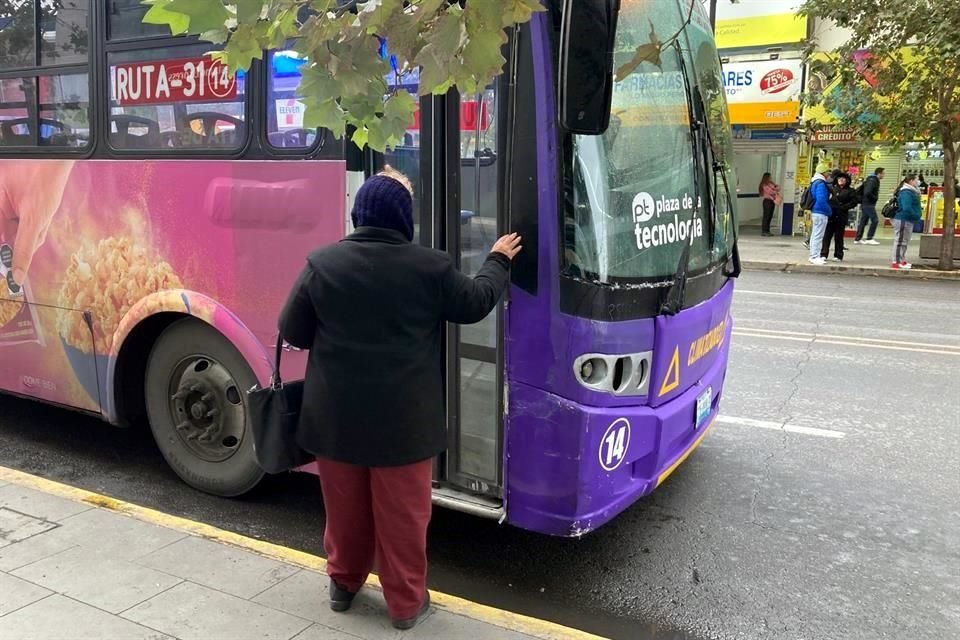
[278,167,522,630]
[759,172,781,237]
[822,172,859,262]
[807,162,833,265]
[891,174,922,270]
[855,167,884,245]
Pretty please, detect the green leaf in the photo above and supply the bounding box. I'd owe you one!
[415,8,465,95]
[223,24,263,73]
[382,90,417,127]
[501,0,545,27]
[142,0,190,35]
[166,0,230,33]
[357,0,405,33]
[200,28,230,44]
[297,64,343,101]
[342,92,386,122]
[329,36,390,97]
[374,9,424,68]
[266,9,300,49]
[303,98,346,138]
[234,0,265,23]
[350,125,369,150]
[365,118,390,152]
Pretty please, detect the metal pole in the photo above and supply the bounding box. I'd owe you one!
[709,0,718,30]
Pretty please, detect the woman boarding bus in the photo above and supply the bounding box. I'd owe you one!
[0,0,737,536]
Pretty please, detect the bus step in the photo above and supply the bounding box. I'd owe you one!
[431,486,504,520]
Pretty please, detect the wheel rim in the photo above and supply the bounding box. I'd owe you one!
[167,354,246,463]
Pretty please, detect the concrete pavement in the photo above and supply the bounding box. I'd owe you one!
[737,234,960,280]
[0,467,600,640]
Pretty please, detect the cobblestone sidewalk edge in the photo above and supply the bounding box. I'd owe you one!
[0,465,605,640]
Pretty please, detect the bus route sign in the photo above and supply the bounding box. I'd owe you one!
[111,57,237,106]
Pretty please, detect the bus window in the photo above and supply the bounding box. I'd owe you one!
[0,78,32,146]
[39,73,90,147]
[40,0,90,66]
[0,2,36,69]
[266,51,320,150]
[108,0,170,41]
[0,73,89,148]
[107,47,247,151]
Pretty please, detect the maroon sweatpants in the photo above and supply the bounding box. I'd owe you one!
[315,457,433,620]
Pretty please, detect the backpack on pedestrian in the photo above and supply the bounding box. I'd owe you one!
[881,190,901,219]
[799,186,816,211]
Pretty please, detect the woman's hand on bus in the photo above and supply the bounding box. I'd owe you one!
[0,161,74,284]
[491,233,523,260]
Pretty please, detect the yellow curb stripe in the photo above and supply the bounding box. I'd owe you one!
[0,465,606,640]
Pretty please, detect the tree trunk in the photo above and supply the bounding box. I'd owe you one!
[940,138,958,271]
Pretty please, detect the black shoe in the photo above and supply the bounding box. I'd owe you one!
[391,591,431,630]
[761,232,773,237]
[329,579,357,612]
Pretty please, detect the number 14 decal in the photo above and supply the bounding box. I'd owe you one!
[599,418,631,472]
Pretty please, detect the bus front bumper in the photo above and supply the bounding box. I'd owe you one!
[504,342,729,537]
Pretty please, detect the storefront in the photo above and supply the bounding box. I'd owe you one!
[802,127,887,238]
[722,57,803,235]
[804,134,958,239]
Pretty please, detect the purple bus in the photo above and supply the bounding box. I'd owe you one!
[0,0,737,536]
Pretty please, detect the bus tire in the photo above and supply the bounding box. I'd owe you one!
[144,318,264,497]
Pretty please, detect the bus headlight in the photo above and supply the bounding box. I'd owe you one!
[573,352,652,396]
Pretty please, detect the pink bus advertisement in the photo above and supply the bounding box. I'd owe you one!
[1,159,344,432]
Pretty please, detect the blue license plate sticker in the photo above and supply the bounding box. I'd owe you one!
[696,387,713,429]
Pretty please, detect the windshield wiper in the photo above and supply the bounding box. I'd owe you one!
[660,41,704,316]
[694,87,741,278]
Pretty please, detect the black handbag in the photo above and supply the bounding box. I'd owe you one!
[247,338,313,474]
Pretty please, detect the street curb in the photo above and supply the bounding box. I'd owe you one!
[742,260,960,281]
[0,465,606,640]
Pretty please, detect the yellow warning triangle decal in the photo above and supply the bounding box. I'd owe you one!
[659,346,681,396]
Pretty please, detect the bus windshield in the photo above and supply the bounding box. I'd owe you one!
[562,0,736,285]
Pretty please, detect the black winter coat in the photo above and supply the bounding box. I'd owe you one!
[830,175,860,216]
[861,174,881,205]
[278,227,510,467]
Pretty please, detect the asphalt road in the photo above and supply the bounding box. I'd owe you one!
[1,271,958,640]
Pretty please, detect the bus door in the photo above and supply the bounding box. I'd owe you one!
[381,84,505,503]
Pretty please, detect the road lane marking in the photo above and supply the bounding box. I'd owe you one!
[718,415,846,439]
[0,466,604,640]
[735,326,959,351]
[736,289,844,301]
[733,329,960,356]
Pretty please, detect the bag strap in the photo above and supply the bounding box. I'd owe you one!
[272,336,285,389]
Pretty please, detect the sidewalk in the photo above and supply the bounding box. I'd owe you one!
[0,467,601,640]
[737,234,960,281]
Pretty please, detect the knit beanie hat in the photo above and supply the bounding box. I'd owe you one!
[815,161,831,175]
[351,175,414,241]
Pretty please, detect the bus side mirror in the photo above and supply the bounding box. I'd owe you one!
[557,0,619,135]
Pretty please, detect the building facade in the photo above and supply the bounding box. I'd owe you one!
[715,0,808,235]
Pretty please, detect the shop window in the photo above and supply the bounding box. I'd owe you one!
[0,73,89,148]
[108,47,247,151]
[266,50,320,150]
